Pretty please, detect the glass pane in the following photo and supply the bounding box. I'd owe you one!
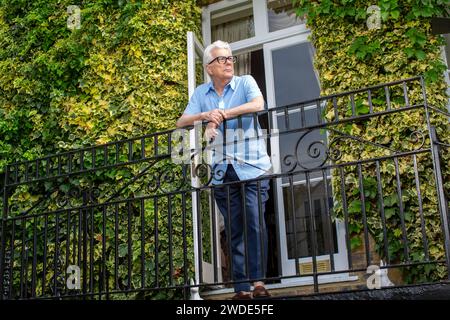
[234,51,252,76]
[271,41,320,107]
[282,180,337,259]
[211,1,254,43]
[271,41,323,182]
[234,49,267,101]
[267,0,304,33]
[195,51,205,85]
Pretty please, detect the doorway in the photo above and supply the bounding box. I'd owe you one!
[263,35,349,283]
[232,48,278,281]
[196,0,351,288]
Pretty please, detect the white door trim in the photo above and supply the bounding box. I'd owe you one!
[187,31,222,286]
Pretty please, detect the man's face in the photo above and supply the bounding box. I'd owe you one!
[206,48,235,82]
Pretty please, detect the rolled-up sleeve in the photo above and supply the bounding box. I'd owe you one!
[243,75,262,102]
[183,90,202,115]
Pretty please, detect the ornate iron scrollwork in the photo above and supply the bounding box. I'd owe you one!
[49,249,65,298]
[146,165,189,194]
[192,162,226,187]
[283,130,329,173]
[56,186,101,209]
[280,129,426,173]
[2,249,11,298]
[408,130,425,150]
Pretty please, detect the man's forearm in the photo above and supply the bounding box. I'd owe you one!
[224,97,264,119]
[176,113,204,128]
[176,97,264,128]
[177,109,226,128]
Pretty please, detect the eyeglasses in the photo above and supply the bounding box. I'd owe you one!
[208,55,237,65]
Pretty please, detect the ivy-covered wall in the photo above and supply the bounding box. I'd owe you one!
[0,0,201,168]
[0,0,202,299]
[293,0,449,282]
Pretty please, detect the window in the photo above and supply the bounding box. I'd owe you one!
[283,182,337,259]
[211,0,254,43]
[203,0,307,50]
[267,0,304,33]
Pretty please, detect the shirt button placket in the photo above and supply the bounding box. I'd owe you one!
[218,98,224,110]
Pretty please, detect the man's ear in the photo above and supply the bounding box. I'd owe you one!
[205,65,213,77]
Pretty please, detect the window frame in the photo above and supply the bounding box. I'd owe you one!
[202,0,308,52]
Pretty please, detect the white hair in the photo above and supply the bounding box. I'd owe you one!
[203,40,232,66]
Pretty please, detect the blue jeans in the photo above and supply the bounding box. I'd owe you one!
[213,165,270,293]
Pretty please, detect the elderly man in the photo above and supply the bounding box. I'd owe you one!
[176,40,272,300]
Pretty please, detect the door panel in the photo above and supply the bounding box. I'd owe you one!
[264,35,349,282]
[271,41,320,106]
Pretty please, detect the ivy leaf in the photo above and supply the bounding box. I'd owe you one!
[404,211,413,222]
[380,11,389,21]
[118,243,128,257]
[321,0,333,14]
[384,208,396,219]
[384,194,398,207]
[415,50,426,60]
[404,47,415,58]
[393,228,403,238]
[390,10,400,20]
[424,60,447,83]
[356,51,367,59]
[356,104,370,115]
[406,28,427,48]
[350,236,362,249]
[348,37,380,61]
[355,8,367,20]
[348,199,362,213]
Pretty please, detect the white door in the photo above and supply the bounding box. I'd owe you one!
[187,31,222,286]
[264,34,350,284]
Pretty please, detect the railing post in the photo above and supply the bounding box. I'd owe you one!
[0,168,8,299]
[420,76,450,279]
[430,126,450,279]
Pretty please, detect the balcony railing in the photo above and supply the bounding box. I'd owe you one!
[0,76,449,300]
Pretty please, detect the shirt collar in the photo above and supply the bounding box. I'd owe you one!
[206,76,236,95]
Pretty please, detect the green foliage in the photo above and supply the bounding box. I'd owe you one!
[405,28,427,60]
[379,0,401,21]
[0,0,201,166]
[293,0,448,23]
[0,0,202,299]
[293,0,449,283]
[348,36,381,60]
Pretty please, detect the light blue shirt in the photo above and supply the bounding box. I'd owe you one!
[183,75,272,184]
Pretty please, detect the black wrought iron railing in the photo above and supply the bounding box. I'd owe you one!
[0,76,449,300]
